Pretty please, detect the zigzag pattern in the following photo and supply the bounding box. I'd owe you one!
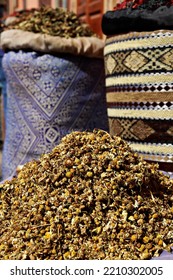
[105,47,173,76]
[104,30,173,173]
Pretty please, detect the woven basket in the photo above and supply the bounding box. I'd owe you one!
[104,30,173,174]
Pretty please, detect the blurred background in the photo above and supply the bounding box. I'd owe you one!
[1,0,118,38]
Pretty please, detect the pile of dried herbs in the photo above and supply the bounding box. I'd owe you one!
[4,6,95,38]
[0,129,173,260]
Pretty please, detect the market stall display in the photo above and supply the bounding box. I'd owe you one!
[0,129,173,260]
[3,6,95,38]
[0,7,108,180]
[102,0,173,176]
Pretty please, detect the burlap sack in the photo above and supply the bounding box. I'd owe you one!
[0,29,105,58]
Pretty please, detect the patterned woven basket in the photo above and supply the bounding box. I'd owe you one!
[104,29,173,174]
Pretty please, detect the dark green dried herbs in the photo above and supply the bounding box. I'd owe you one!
[4,6,95,38]
[0,129,173,260]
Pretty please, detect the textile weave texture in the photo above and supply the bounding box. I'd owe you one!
[0,48,6,145]
[0,49,7,117]
[104,30,173,173]
[2,50,108,180]
[0,49,6,97]
[0,49,4,89]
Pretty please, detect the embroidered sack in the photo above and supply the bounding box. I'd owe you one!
[1,31,108,180]
[0,48,6,142]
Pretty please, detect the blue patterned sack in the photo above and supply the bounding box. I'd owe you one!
[0,48,6,143]
[2,50,108,179]
[0,49,6,91]
[0,49,4,88]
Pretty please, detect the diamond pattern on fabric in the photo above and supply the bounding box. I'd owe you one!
[2,51,108,179]
[123,50,149,72]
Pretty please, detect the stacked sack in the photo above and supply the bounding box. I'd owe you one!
[102,0,173,176]
[0,7,108,180]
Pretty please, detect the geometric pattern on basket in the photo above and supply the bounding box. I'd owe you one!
[108,118,173,143]
[104,30,173,171]
[107,84,173,93]
[108,117,173,173]
[105,47,173,76]
[107,101,173,110]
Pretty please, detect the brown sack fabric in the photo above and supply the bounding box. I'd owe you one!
[0,29,105,58]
